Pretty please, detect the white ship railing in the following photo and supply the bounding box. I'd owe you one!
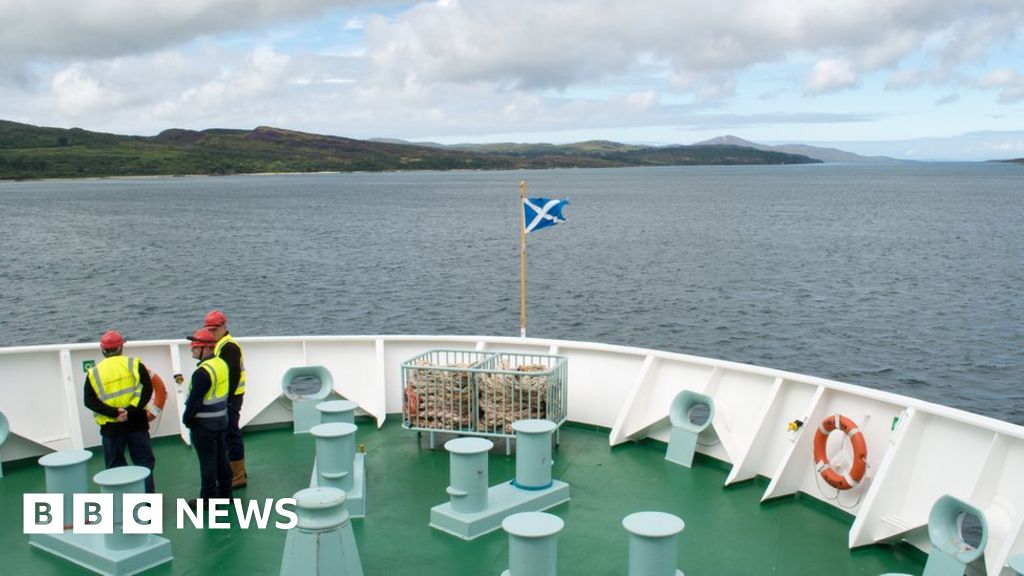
[1,335,1022,575]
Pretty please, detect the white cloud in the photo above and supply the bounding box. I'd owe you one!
[667,70,737,102]
[1,0,1023,149]
[886,68,929,90]
[0,0,353,63]
[361,0,1022,97]
[858,29,923,71]
[51,67,109,115]
[623,91,659,111]
[805,59,859,94]
[979,68,1024,103]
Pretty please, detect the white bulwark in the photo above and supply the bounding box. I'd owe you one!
[2,334,1024,575]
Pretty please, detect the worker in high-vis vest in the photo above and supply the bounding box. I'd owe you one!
[204,309,248,488]
[82,330,157,493]
[183,328,232,506]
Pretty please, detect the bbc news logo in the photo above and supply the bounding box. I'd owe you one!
[24,494,298,533]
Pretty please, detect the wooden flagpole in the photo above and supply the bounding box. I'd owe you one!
[519,180,527,338]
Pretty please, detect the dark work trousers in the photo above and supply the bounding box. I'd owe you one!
[190,424,233,500]
[226,394,245,461]
[102,430,156,493]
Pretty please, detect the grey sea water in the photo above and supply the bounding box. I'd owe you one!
[1,164,1022,424]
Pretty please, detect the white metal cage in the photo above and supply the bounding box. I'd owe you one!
[401,349,567,438]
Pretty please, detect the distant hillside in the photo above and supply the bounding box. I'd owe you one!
[0,120,820,180]
[695,135,901,163]
[368,137,820,165]
[446,140,650,155]
[369,138,647,155]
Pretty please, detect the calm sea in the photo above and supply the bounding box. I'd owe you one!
[1,164,1022,425]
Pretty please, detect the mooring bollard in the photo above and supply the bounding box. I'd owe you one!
[511,419,557,489]
[430,426,568,540]
[317,400,359,425]
[501,512,564,576]
[280,487,364,576]
[29,460,171,574]
[446,437,494,514]
[311,422,357,492]
[38,449,93,528]
[93,466,151,551]
[623,511,685,576]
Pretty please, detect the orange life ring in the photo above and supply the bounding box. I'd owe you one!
[147,371,167,423]
[813,414,868,490]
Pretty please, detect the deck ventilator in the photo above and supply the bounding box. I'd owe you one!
[284,365,334,434]
[0,410,8,477]
[665,390,715,468]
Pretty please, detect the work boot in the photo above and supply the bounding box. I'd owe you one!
[230,459,248,488]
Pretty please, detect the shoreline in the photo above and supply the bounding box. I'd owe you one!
[3,160,1008,184]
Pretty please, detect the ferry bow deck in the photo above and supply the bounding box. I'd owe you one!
[1,419,924,576]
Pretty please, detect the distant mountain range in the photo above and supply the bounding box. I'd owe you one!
[377,134,904,164]
[0,120,827,180]
[690,135,903,163]
[11,119,965,180]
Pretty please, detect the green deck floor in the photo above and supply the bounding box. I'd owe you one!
[1,419,924,575]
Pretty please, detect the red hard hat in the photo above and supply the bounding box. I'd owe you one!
[204,310,227,328]
[188,328,218,349]
[100,330,125,350]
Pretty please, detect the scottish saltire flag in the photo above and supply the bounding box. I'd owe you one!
[523,197,569,233]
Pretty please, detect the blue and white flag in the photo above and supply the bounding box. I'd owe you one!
[523,197,569,234]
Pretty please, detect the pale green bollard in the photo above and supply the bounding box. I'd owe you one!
[93,466,150,551]
[311,422,357,492]
[511,419,557,489]
[317,400,359,424]
[430,431,569,540]
[38,449,93,528]
[501,512,564,576]
[623,511,685,576]
[280,487,364,576]
[29,461,170,574]
[446,437,493,514]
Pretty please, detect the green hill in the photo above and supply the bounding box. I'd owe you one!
[0,119,821,180]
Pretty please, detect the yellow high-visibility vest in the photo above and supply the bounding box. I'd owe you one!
[214,334,246,395]
[88,356,142,426]
[194,356,230,419]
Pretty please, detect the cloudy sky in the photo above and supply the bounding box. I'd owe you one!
[2,0,1022,160]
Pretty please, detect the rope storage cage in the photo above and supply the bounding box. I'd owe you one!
[401,349,567,439]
